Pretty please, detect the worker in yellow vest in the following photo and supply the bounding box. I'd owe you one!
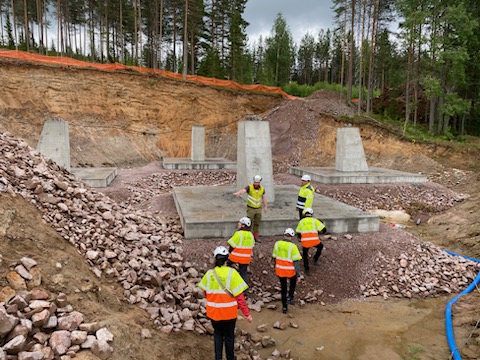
[198,246,252,360]
[227,217,255,285]
[295,208,326,275]
[296,174,314,219]
[272,228,302,314]
[233,174,268,241]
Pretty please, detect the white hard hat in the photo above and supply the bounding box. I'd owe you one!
[253,175,262,182]
[301,174,311,181]
[303,208,313,215]
[239,217,251,227]
[284,228,295,237]
[214,246,229,257]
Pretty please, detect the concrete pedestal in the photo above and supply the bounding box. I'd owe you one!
[236,120,275,203]
[37,119,71,171]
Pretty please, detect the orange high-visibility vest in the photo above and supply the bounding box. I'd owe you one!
[295,216,325,248]
[228,230,255,264]
[272,240,302,278]
[198,266,248,321]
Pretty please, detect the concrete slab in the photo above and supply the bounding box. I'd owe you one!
[162,157,236,170]
[71,167,118,188]
[173,185,379,239]
[289,166,427,184]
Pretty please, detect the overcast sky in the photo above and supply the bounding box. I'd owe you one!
[244,0,337,47]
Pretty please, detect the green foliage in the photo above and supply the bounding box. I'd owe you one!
[282,81,379,99]
[402,344,424,360]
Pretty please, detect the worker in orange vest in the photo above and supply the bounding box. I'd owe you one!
[295,208,327,275]
[198,246,253,360]
[272,228,302,314]
[227,217,255,285]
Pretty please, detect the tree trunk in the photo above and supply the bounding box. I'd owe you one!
[23,0,29,51]
[366,0,378,114]
[340,0,347,90]
[358,0,367,115]
[182,0,188,80]
[347,0,355,102]
[429,98,436,133]
[159,0,164,68]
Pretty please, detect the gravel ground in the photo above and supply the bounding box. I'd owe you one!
[99,165,479,307]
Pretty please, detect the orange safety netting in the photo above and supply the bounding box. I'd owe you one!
[0,50,296,100]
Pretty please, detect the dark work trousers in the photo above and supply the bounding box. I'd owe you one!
[303,243,324,271]
[227,260,249,286]
[247,206,262,235]
[211,318,237,360]
[279,275,297,307]
[298,208,305,220]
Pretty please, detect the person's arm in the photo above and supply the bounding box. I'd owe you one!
[304,188,314,209]
[293,261,301,277]
[262,194,268,213]
[236,293,252,322]
[233,186,249,197]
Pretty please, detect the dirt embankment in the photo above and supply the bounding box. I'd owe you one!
[0,58,282,167]
[1,58,480,360]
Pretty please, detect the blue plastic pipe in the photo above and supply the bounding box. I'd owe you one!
[443,250,480,360]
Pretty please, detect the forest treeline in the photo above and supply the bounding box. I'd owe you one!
[1,0,479,136]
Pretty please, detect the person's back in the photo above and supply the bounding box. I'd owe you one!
[296,216,324,247]
[228,229,255,265]
[272,228,302,313]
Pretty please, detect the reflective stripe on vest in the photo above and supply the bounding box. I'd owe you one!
[296,184,314,209]
[228,230,255,264]
[273,241,301,278]
[198,266,248,321]
[297,217,322,248]
[246,184,264,208]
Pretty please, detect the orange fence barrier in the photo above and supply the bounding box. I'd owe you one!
[0,50,296,100]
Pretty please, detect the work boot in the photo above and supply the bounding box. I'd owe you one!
[304,269,310,276]
[282,306,287,314]
[287,297,294,305]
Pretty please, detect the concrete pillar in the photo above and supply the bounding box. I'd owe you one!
[37,118,71,171]
[191,125,205,161]
[335,127,369,172]
[236,120,275,203]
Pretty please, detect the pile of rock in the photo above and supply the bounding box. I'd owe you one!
[124,171,235,206]
[1,257,114,359]
[318,182,468,214]
[0,132,203,334]
[361,238,480,299]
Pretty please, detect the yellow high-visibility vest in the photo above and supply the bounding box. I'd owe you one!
[198,266,248,321]
[272,240,302,277]
[228,230,255,264]
[296,183,314,209]
[246,184,265,208]
[295,216,325,248]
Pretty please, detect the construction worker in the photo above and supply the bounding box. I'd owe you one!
[296,174,314,219]
[227,217,255,285]
[198,246,253,360]
[272,228,302,314]
[295,208,327,275]
[233,174,268,241]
